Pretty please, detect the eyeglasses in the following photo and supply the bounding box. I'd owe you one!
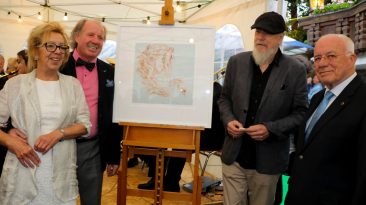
[314,52,351,64]
[42,42,69,54]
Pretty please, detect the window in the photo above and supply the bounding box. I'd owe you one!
[214,24,244,74]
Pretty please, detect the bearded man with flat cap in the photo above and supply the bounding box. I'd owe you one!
[218,11,308,205]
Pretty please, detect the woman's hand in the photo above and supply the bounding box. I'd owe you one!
[34,130,63,155]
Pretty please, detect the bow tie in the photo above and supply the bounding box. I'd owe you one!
[76,58,95,71]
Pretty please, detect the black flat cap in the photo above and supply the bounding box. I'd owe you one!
[251,11,286,34]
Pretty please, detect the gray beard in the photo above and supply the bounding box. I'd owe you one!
[252,47,277,66]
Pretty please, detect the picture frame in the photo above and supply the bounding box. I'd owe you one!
[113,24,215,128]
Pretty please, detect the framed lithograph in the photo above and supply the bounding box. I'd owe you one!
[113,24,215,128]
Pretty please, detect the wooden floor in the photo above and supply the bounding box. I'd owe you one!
[78,161,223,205]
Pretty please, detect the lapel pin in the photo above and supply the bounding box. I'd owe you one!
[340,102,345,106]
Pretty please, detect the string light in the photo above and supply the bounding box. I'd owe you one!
[63,12,68,21]
[37,12,42,20]
[176,1,182,13]
[5,1,208,24]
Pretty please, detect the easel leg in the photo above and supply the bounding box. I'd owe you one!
[154,149,165,205]
[193,130,201,205]
[118,145,128,205]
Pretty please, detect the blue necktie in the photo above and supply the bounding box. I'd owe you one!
[305,91,334,143]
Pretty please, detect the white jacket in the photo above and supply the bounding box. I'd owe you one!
[0,70,91,205]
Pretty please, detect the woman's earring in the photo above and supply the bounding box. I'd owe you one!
[34,56,38,68]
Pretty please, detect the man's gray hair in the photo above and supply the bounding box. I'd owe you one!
[70,19,107,49]
[319,34,355,54]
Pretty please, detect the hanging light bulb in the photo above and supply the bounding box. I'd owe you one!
[18,15,22,23]
[63,12,68,21]
[146,16,151,25]
[310,0,324,10]
[37,12,42,20]
[176,1,182,13]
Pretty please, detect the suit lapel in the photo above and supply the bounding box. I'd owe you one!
[298,90,325,149]
[301,76,363,149]
[63,52,77,77]
[97,59,106,96]
[26,71,42,131]
[235,53,252,111]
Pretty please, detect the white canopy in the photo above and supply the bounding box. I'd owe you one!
[0,0,290,63]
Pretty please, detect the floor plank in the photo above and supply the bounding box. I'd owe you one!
[77,161,223,205]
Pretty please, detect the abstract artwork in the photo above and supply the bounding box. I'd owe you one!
[113,24,215,128]
[133,43,194,105]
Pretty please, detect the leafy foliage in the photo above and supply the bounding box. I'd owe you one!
[312,0,357,15]
[286,0,310,42]
[287,0,311,18]
[286,24,307,43]
[286,0,361,42]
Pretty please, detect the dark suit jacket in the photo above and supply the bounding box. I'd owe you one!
[286,75,366,205]
[200,82,225,151]
[62,55,123,169]
[218,51,308,174]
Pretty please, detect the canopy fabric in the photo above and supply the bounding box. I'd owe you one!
[1,0,290,62]
[0,0,213,33]
[282,36,313,56]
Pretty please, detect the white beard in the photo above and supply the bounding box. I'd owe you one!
[252,47,277,66]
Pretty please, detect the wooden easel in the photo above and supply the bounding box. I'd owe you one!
[159,0,174,25]
[117,122,204,205]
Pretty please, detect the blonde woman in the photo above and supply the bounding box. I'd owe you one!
[0,22,91,205]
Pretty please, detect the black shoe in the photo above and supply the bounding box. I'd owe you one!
[137,178,155,190]
[163,183,180,192]
[127,157,139,168]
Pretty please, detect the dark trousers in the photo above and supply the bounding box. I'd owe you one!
[142,155,186,187]
[77,139,103,205]
[274,175,283,205]
[0,145,7,177]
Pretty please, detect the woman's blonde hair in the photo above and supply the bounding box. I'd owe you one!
[27,22,70,72]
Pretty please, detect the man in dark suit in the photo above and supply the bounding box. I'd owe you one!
[218,11,308,205]
[286,34,366,205]
[61,19,123,205]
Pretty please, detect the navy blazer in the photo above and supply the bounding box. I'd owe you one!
[286,75,366,205]
[218,51,308,174]
[62,55,123,169]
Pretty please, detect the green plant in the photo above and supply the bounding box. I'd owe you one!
[312,0,356,15]
[286,26,307,42]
